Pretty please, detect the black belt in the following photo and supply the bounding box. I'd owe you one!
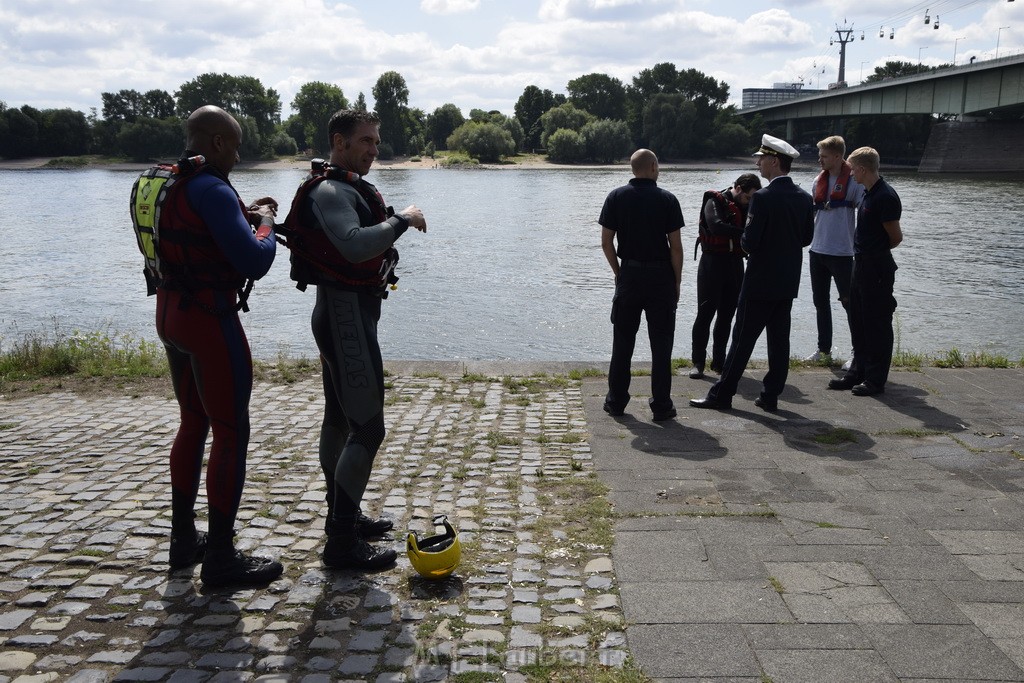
[621,259,670,269]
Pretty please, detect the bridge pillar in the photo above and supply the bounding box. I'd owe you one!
[919,121,1024,172]
[786,119,794,140]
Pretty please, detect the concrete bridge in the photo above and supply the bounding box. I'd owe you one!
[740,54,1024,172]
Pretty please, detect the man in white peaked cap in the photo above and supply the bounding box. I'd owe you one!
[690,133,814,412]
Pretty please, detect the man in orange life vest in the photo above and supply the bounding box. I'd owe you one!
[154,105,283,587]
[805,135,864,364]
[689,173,761,379]
[288,109,426,571]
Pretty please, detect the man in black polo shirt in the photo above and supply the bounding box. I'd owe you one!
[827,146,903,396]
[599,148,684,421]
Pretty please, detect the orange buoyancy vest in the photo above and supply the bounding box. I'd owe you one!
[280,159,398,294]
[696,189,744,257]
[812,161,855,210]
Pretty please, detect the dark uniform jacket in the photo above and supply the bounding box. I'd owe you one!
[740,175,814,301]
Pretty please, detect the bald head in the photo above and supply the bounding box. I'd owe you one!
[185,105,242,174]
[630,148,659,180]
[186,106,240,149]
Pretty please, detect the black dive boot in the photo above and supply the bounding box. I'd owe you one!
[325,489,393,539]
[323,514,397,570]
[169,500,206,570]
[356,509,394,537]
[199,510,283,587]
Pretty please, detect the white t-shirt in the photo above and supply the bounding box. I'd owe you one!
[808,171,865,257]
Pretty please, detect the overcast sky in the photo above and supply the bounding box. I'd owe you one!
[0,0,1018,120]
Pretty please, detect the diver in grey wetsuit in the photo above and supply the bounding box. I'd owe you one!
[293,109,426,570]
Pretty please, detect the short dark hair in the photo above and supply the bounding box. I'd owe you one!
[733,173,762,192]
[327,109,381,149]
[778,155,793,173]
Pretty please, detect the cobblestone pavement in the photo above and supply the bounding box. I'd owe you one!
[0,365,627,682]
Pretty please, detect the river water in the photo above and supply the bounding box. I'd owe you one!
[0,166,1020,362]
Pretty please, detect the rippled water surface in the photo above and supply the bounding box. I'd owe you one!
[0,166,1020,361]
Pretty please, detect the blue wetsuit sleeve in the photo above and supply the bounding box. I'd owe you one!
[189,178,276,279]
[308,180,401,263]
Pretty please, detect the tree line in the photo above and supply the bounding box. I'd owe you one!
[0,61,943,164]
[0,63,766,164]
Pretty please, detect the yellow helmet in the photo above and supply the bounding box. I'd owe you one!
[406,515,460,579]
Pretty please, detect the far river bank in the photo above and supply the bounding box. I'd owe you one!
[0,153,825,173]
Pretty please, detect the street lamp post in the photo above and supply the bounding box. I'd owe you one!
[953,37,966,65]
[918,45,929,68]
[997,26,1010,59]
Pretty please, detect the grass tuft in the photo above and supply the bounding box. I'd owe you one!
[0,328,167,384]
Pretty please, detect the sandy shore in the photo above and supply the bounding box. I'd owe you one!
[0,154,803,172]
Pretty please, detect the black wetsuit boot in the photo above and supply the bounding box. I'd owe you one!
[199,509,284,587]
[169,492,206,570]
[323,488,397,570]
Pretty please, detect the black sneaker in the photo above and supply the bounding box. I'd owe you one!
[200,550,283,587]
[323,536,397,571]
[356,511,394,538]
[169,531,207,570]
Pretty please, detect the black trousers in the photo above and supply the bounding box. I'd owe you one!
[708,296,794,402]
[809,251,853,354]
[691,251,744,370]
[606,263,677,413]
[845,252,898,387]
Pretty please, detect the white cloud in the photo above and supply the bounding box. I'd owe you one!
[0,0,1009,117]
[421,0,480,14]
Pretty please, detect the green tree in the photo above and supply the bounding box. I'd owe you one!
[175,73,281,153]
[38,109,91,156]
[102,89,146,123]
[116,116,183,161]
[236,116,262,160]
[446,121,515,162]
[864,60,952,83]
[545,128,586,163]
[567,73,627,121]
[271,131,298,156]
[372,71,410,155]
[354,92,367,111]
[514,85,564,149]
[0,107,39,158]
[143,90,176,119]
[175,73,234,116]
[234,75,281,140]
[499,115,525,153]
[539,103,594,148]
[291,82,347,155]
[404,107,426,155]
[426,103,465,150]
[581,119,632,163]
[642,93,696,159]
[281,114,308,151]
[711,122,751,156]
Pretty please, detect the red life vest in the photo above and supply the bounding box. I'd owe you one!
[131,156,254,312]
[280,160,399,294]
[812,161,855,210]
[696,189,744,257]
[158,177,248,290]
